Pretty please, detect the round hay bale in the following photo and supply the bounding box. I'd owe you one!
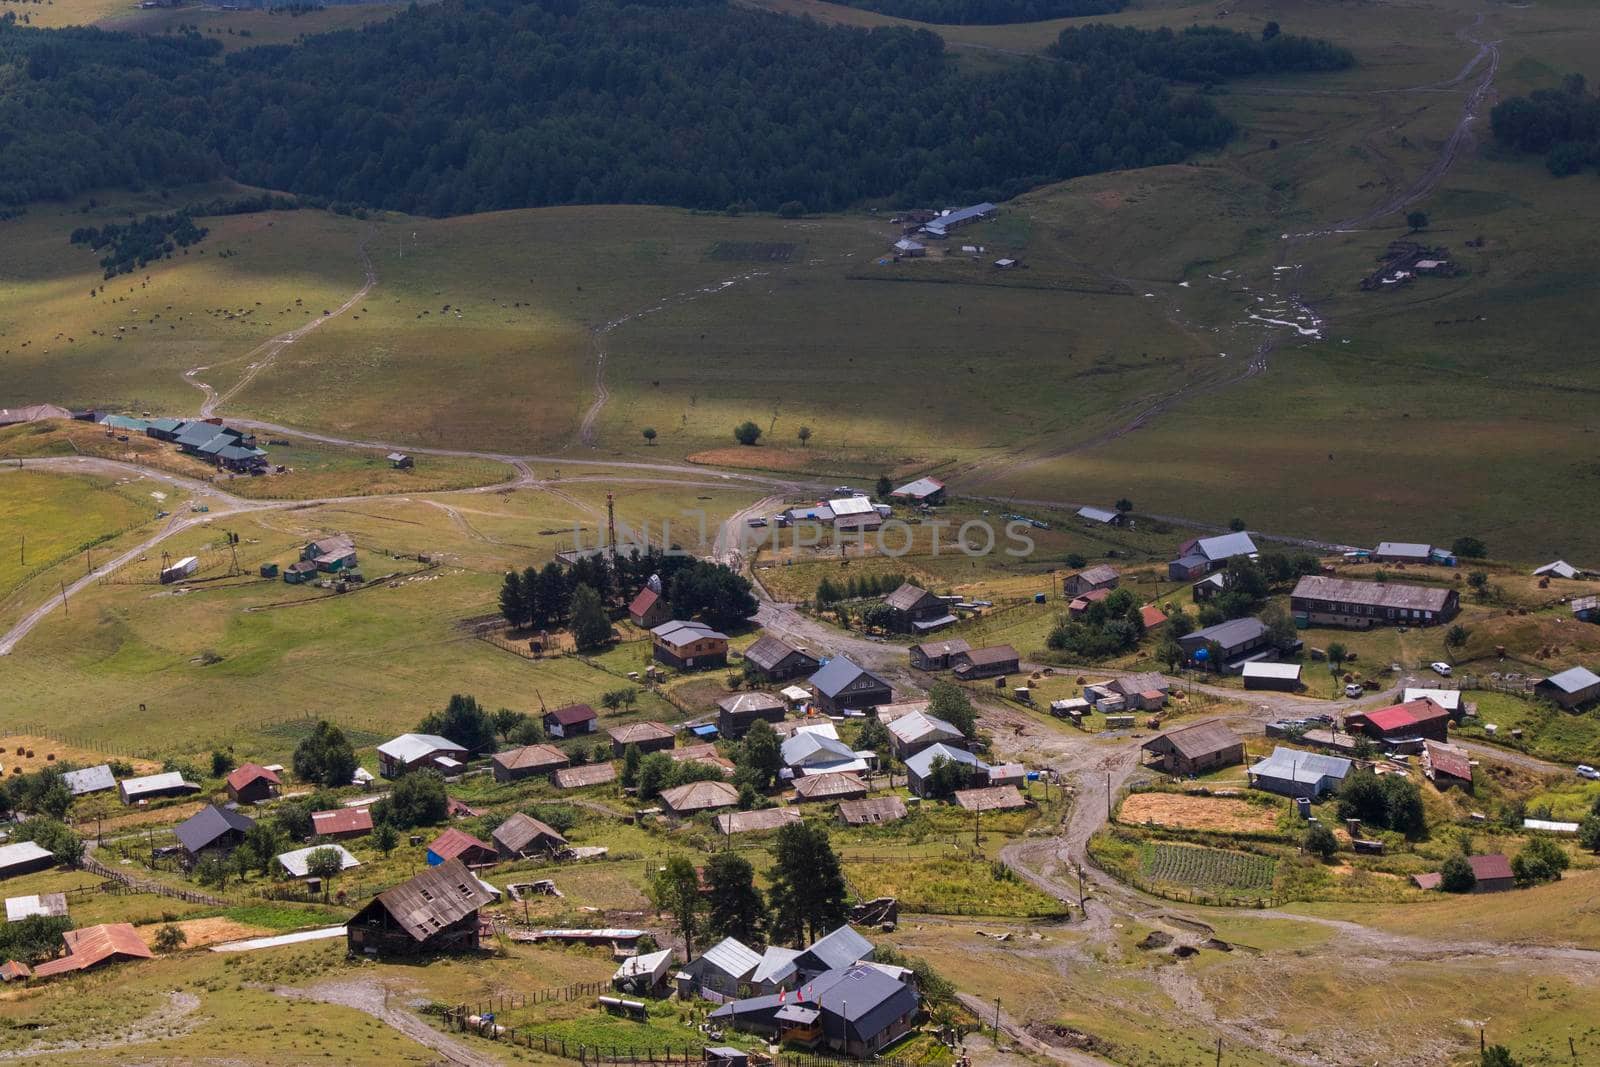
[24,749,33,759]
[46,753,55,761]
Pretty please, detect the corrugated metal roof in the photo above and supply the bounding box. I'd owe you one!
[276,844,361,878]
[31,923,151,978]
[1374,541,1431,558]
[61,764,116,796]
[750,945,801,985]
[226,763,280,792]
[1183,616,1268,649]
[494,744,569,771]
[1196,532,1256,561]
[838,797,907,825]
[954,785,1027,812]
[904,743,986,778]
[890,477,943,499]
[781,732,857,768]
[1144,719,1241,761]
[1468,854,1513,882]
[361,858,495,942]
[1291,575,1453,613]
[651,619,729,645]
[119,771,198,799]
[1422,741,1472,782]
[546,704,598,727]
[886,711,962,746]
[698,937,762,979]
[312,808,373,836]
[659,779,739,813]
[808,656,886,699]
[1403,688,1461,711]
[427,828,494,862]
[492,813,566,853]
[175,805,255,854]
[377,733,467,763]
[1542,666,1600,693]
[718,691,786,714]
[744,635,809,671]
[1249,746,1352,785]
[792,772,867,800]
[554,762,616,789]
[607,721,673,744]
[884,583,935,612]
[5,893,67,922]
[1076,506,1118,523]
[1242,662,1302,680]
[715,808,801,835]
[801,925,874,972]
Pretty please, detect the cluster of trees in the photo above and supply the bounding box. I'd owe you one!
[0,0,1307,214]
[291,719,358,787]
[1335,771,1425,837]
[1050,23,1354,84]
[195,786,400,890]
[649,821,850,955]
[815,571,907,605]
[1047,587,1146,659]
[0,914,72,965]
[833,0,1123,27]
[1440,834,1570,893]
[497,561,577,631]
[415,693,558,752]
[1490,74,1600,177]
[499,552,753,636]
[69,209,209,278]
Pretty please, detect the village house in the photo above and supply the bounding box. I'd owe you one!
[1422,740,1474,790]
[795,925,875,981]
[909,638,971,672]
[651,620,730,670]
[347,858,496,956]
[1290,575,1458,628]
[492,743,570,782]
[1168,532,1257,580]
[1344,699,1452,744]
[839,796,907,827]
[808,657,893,715]
[377,733,468,778]
[492,813,568,859]
[117,770,200,805]
[955,785,1027,813]
[628,581,672,629]
[660,779,740,816]
[951,644,1019,680]
[828,496,885,532]
[793,771,869,803]
[709,962,919,1057]
[1141,719,1245,776]
[718,691,788,738]
[1105,672,1171,711]
[1247,747,1352,799]
[742,635,821,682]
[1418,855,1514,893]
[1372,541,1433,564]
[542,703,599,738]
[1191,572,1228,603]
[1535,666,1600,709]
[30,923,153,981]
[887,710,965,759]
[883,583,954,633]
[782,732,871,777]
[426,828,498,868]
[1062,564,1119,597]
[716,808,803,836]
[679,937,762,999]
[904,743,989,797]
[889,477,945,506]
[303,534,357,573]
[1177,616,1273,672]
[175,805,255,867]
[225,763,280,805]
[608,720,675,757]
[311,807,374,840]
[554,762,617,789]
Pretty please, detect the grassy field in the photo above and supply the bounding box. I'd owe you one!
[0,466,154,599]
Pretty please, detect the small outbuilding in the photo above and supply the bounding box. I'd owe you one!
[492,813,568,859]
[1140,719,1245,777]
[1242,662,1303,691]
[1534,666,1600,710]
[542,703,599,738]
[426,828,497,868]
[225,763,281,805]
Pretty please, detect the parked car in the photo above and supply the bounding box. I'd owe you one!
[1344,683,1364,698]
[1577,764,1600,781]
[1430,662,1453,677]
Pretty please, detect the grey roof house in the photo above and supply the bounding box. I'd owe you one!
[808,657,892,715]
[1248,747,1353,799]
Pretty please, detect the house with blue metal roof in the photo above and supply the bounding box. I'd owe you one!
[708,963,920,1056]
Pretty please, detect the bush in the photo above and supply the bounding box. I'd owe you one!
[373,770,449,829]
[292,720,358,787]
[1303,821,1337,859]
[1512,836,1569,885]
[733,420,763,446]
[1439,853,1476,893]
[153,924,188,953]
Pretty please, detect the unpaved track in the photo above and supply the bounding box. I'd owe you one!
[276,978,498,1067]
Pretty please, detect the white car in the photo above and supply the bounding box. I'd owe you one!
[1577,765,1600,781]
[1344,683,1364,698]
[1430,662,1453,677]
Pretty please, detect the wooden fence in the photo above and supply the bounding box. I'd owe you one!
[81,852,230,907]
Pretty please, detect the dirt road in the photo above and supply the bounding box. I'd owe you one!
[276,978,499,1067]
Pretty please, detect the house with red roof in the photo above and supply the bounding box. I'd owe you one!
[1421,741,1473,791]
[1344,699,1450,743]
[30,923,153,980]
[312,807,374,840]
[1140,604,1168,630]
[225,763,281,805]
[426,828,497,868]
[542,703,599,738]
[628,585,671,629]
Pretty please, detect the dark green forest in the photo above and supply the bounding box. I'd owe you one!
[1049,23,1355,83]
[1491,74,1600,176]
[0,0,1350,216]
[828,0,1124,28]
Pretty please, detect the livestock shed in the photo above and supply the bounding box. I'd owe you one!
[118,771,200,805]
[0,843,56,881]
[1243,661,1303,691]
[554,762,617,789]
[954,785,1027,812]
[889,478,945,505]
[1372,541,1432,564]
[30,923,152,980]
[660,779,740,815]
[276,844,361,878]
[1535,666,1600,709]
[839,797,907,826]
[225,763,281,805]
[1247,747,1352,799]
[5,893,67,922]
[492,813,568,858]
[377,733,468,778]
[347,858,495,956]
[492,743,570,783]
[311,807,373,840]
[1141,719,1245,776]
[792,771,868,803]
[427,829,497,868]
[715,808,802,836]
[614,947,676,995]
[1290,575,1458,628]
[883,583,952,632]
[1345,699,1450,743]
[1063,564,1119,596]
[61,764,116,797]
[952,645,1019,680]
[1421,741,1473,790]
[909,638,971,672]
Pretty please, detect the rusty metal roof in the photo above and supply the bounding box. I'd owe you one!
[363,858,496,942]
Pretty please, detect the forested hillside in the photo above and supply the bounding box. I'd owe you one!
[0,0,1349,215]
[826,0,1125,28]
[1491,74,1600,176]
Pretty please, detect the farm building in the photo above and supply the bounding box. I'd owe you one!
[225,763,281,805]
[709,962,918,1057]
[782,732,871,777]
[311,807,373,840]
[889,477,945,505]
[1243,662,1303,691]
[1068,588,1112,618]
[628,584,672,629]
[1290,575,1458,628]
[426,828,497,868]
[793,771,868,803]
[651,620,730,670]
[492,743,570,783]
[1178,617,1273,672]
[175,805,255,866]
[1420,854,1517,893]
[893,238,926,257]
[1247,747,1352,799]
[680,937,762,998]
[887,710,965,758]
[795,925,875,980]
[1344,699,1451,743]
[1140,604,1168,629]
[988,763,1026,788]
[951,644,1019,680]
[1191,572,1228,603]
[276,844,360,879]
[1372,541,1432,564]
[1402,688,1462,715]
[1063,565,1119,596]
[922,202,996,237]
[1534,666,1600,709]
[670,743,735,776]
[716,808,803,836]
[1168,555,1209,581]
[1106,672,1171,710]
[904,743,989,797]
[554,762,616,789]
[718,691,787,739]
[5,893,67,922]
[1422,741,1473,790]
[749,946,803,994]
[1141,719,1245,776]
[809,657,893,715]
[0,403,72,426]
[909,638,971,671]
[387,451,414,469]
[159,556,198,584]
[614,947,676,995]
[303,534,357,573]
[377,733,468,778]
[839,797,907,826]
[492,813,567,859]
[1572,595,1600,622]
[1534,560,1587,580]
[954,785,1027,812]
[347,858,496,956]
[30,923,152,980]
[1171,532,1257,576]
[446,797,483,820]
[828,496,885,532]
[742,636,820,682]
[608,721,675,757]
[873,699,929,724]
[0,961,30,983]
[283,560,319,584]
[117,770,200,805]
[60,764,116,797]
[542,703,598,738]
[0,842,56,881]
[883,583,954,633]
[660,779,740,816]
[1075,506,1123,526]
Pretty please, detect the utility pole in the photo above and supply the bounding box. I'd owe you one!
[1215,1036,1222,1067]
[20,533,24,566]
[993,998,1002,1043]
[1106,771,1112,819]
[59,580,68,616]
[85,547,92,574]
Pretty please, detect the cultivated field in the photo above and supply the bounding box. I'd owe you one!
[1119,792,1284,835]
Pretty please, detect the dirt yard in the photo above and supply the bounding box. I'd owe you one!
[139,917,271,952]
[0,735,158,777]
[1119,792,1283,834]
